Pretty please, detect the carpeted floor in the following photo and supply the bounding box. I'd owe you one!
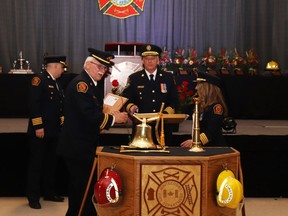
[0,197,288,216]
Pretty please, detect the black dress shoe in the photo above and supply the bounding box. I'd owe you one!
[43,195,64,202]
[29,201,41,209]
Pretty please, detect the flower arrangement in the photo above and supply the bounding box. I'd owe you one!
[159,46,261,76]
[159,47,172,67]
[231,48,246,69]
[231,48,246,75]
[245,49,259,68]
[187,49,199,68]
[173,48,189,69]
[201,47,217,70]
[217,49,230,68]
[245,49,259,75]
[216,49,230,74]
[160,48,200,75]
[177,81,195,113]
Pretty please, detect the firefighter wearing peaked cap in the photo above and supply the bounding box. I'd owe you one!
[139,44,163,57]
[57,48,128,216]
[122,44,178,146]
[194,71,222,88]
[180,72,228,147]
[27,55,67,209]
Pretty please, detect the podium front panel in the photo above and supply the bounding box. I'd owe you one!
[96,146,240,216]
[141,164,201,215]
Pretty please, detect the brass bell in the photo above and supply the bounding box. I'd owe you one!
[129,120,156,149]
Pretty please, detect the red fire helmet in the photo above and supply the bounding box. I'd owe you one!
[94,167,123,206]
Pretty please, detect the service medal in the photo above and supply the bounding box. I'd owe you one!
[161,83,167,93]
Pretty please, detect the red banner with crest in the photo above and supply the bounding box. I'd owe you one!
[98,0,145,19]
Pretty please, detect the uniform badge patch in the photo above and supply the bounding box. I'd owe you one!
[213,104,223,115]
[77,82,88,93]
[31,77,41,86]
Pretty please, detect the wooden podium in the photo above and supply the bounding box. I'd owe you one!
[95,146,242,216]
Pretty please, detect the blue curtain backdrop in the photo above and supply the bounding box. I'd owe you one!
[0,0,287,74]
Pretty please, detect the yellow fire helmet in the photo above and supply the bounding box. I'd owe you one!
[216,169,243,209]
[266,60,279,71]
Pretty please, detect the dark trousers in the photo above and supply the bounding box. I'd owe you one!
[64,157,97,216]
[26,136,59,202]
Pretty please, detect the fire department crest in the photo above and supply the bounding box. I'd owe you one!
[141,164,201,216]
[98,0,145,19]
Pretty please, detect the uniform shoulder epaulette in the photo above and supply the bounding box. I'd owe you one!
[213,104,223,115]
[77,81,88,93]
[31,77,41,86]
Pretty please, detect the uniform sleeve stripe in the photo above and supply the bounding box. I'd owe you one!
[100,114,109,129]
[32,117,43,126]
[200,133,209,145]
[126,103,135,113]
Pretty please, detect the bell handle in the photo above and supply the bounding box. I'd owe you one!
[155,103,165,145]
[132,113,143,122]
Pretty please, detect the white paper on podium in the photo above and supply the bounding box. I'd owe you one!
[104,94,119,106]
[103,93,128,114]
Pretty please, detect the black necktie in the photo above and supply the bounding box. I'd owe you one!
[55,80,64,97]
[149,74,154,82]
[55,80,60,91]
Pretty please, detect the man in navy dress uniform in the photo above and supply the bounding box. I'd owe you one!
[122,44,178,146]
[57,48,128,216]
[26,55,67,209]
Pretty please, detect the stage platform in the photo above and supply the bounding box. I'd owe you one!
[1,118,288,135]
[1,118,288,198]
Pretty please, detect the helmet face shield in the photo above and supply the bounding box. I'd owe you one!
[216,170,243,209]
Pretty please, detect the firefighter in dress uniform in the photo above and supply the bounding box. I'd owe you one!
[57,48,128,216]
[122,44,178,146]
[180,72,228,147]
[26,55,67,209]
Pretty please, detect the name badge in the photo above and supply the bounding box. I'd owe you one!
[137,85,144,89]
